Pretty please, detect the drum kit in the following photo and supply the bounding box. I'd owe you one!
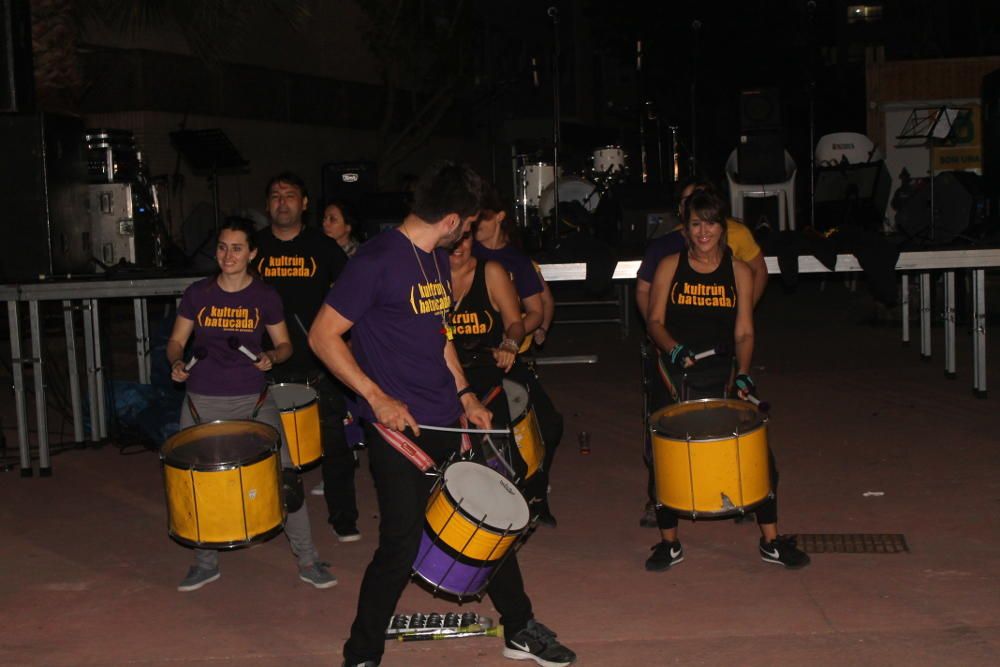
[513,145,629,242]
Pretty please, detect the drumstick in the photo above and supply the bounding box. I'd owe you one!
[746,394,771,413]
[183,347,208,372]
[418,424,510,435]
[395,625,503,642]
[481,386,502,407]
[227,336,260,362]
[693,343,732,361]
[482,434,517,479]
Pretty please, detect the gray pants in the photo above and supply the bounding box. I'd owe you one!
[180,391,320,570]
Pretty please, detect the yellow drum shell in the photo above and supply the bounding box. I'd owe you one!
[271,383,322,470]
[503,379,545,479]
[161,420,285,549]
[650,399,771,517]
[424,462,528,562]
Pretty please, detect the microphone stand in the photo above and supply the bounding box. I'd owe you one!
[806,1,817,229]
[637,38,648,184]
[549,6,561,244]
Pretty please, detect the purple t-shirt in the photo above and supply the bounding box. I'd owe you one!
[324,230,462,426]
[177,277,284,396]
[472,242,542,299]
[636,230,687,283]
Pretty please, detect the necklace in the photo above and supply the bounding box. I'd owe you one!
[401,226,454,340]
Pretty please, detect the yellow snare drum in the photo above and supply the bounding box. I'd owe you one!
[650,399,771,518]
[161,420,285,549]
[503,379,544,479]
[414,461,530,598]
[270,383,322,470]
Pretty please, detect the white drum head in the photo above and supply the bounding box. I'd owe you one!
[539,176,600,218]
[442,461,529,530]
[502,379,529,420]
[270,383,318,411]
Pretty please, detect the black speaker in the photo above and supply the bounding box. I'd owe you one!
[0,114,90,282]
[321,161,377,210]
[740,87,781,132]
[737,131,786,183]
[1,0,34,113]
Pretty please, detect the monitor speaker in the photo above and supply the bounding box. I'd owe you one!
[737,131,786,183]
[321,161,377,209]
[740,87,781,132]
[0,114,90,282]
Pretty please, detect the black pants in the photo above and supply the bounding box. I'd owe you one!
[641,345,779,531]
[508,361,563,503]
[343,423,534,664]
[273,368,357,526]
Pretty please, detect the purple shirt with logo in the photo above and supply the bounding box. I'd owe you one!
[177,277,284,396]
[324,230,462,426]
[636,230,687,283]
[472,242,542,299]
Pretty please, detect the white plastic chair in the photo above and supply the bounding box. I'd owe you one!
[725,148,797,231]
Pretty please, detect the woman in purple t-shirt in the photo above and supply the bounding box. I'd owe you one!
[165,218,336,593]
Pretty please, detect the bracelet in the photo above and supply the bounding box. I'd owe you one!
[457,386,476,400]
[499,338,519,352]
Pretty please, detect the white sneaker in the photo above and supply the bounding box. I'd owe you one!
[310,481,325,496]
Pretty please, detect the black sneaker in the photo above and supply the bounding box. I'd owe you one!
[333,522,362,543]
[645,540,684,572]
[503,619,576,666]
[639,501,657,528]
[759,535,811,569]
[530,499,558,528]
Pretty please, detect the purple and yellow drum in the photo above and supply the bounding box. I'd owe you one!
[413,461,530,599]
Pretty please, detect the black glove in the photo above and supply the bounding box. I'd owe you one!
[734,373,756,397]
[668,344,696,371]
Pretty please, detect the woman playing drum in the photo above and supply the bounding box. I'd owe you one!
[645,190,809,571]
[165,217,336,591]
[448,224,526,478]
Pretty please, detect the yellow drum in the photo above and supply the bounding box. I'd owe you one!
[414,461,530,598]
[271,383,322,470]
[650,399,771,518]
[161,420,285,549]
[503,379,544,479]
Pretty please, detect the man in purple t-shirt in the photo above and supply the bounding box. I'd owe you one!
[309,162,576,667]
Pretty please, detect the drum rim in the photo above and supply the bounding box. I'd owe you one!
[168,522,285,550]
[649,398,766,440]
[269,382,319,411]
[160,419,280,470]
[439,462,530,533]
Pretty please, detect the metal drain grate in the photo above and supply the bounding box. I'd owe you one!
[792,533,909,554]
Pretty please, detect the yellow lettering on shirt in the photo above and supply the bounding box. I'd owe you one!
[196,306,261,332]
[257,255,317,278]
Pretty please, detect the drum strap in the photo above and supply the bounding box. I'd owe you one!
[249,387,269,420]
[372,423,437,472]
[372,418,475,472]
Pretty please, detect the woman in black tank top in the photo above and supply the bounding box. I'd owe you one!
[448,230,525,400]
[643,189,810,572]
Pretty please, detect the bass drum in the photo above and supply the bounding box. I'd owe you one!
[539,177,600,218]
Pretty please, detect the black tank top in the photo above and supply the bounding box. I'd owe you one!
[450,260,503,367]
[664,249,738,356]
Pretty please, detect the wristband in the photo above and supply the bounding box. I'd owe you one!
[499,338,519,352]
[457,386,476,400]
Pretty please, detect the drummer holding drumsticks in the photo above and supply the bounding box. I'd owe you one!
[309,162,575,667]
[644,189,809,572]
[166,217,336,592]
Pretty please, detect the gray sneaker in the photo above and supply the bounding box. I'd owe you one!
[177,566,220,592]
[299,561,337,588]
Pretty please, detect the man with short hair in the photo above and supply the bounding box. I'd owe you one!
[310,162,576,667]
[254,172,361,544]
